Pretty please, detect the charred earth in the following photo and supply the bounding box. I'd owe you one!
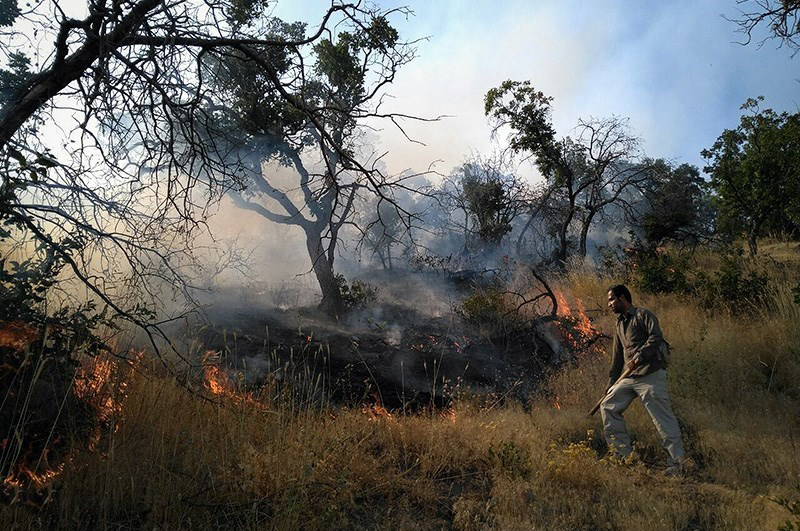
[196,302,572,410]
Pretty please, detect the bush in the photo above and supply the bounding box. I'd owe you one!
[692,246,771,314]
[624,241,691,295]
[459,288,506,324]
[334,274,377,310]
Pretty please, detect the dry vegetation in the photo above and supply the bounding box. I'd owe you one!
[3,243,800,531]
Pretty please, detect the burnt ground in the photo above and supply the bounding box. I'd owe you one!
[195,302,570,410]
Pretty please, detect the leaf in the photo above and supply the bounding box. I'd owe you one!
[7,146,26,166]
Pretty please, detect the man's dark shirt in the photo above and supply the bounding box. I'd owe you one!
[609,306,666,385]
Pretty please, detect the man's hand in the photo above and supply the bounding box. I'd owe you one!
[626,354,642,371]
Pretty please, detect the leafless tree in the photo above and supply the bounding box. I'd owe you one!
[729,0,800,54]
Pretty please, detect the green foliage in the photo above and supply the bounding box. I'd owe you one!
[641,160,712,245]
[621,238,771,315]
[484,80,562,178]
[334,274,377,310]
[461,164,513,245]
[460,288,507,324]
[0,51,31,103]
[702,97,800,254]
[489,440,530,479]
[226,0,270,27]
[625,239,691,295]
[692,247,771,314]
[0,0,20,27]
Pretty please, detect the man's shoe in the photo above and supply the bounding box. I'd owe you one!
[664,456,696,477]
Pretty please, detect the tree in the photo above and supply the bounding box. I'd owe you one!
[436,154,527,257]
[702,97,800,255]
[640,160,713,246]
[0,0,417,339]
[205,15,416,316]
[731,0,800,54]
[485,80,650,266]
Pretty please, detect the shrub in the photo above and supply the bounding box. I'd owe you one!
[334,273,377,310]
[692,246,771,314]
[459,288,506,324]
[626,243,691,295]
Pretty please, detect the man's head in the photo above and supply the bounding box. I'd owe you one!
[607,284,632,314]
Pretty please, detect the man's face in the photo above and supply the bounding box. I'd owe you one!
[607,291,626,314]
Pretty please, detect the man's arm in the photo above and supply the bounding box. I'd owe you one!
[608,327,624,386]
[634,309,665,365]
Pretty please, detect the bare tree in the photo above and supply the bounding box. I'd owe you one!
[729,0,800,54]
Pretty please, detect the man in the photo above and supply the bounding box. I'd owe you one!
[601,284,689,475]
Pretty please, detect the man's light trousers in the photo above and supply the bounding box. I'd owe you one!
[600,369,685,465]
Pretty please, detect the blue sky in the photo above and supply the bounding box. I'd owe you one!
[273,0,800,182]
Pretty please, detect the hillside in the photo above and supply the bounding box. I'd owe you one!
[2,241,800,531]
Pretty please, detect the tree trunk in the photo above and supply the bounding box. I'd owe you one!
[747,226,759,256]
[306,232,344,317]
[578,211,596,258]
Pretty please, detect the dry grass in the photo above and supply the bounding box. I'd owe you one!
[3,242,800,530]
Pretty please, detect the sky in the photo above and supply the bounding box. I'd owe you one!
[273,0,800,183]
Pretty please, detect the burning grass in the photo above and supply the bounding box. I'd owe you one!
[2,245,800,530]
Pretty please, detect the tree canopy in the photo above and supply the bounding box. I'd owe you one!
[702,97,800,255]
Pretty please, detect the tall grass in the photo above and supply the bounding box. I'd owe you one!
[3,244,800,530]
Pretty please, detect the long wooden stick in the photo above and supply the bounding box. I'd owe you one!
[588,366,634,417]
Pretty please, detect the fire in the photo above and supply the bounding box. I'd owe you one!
[203,363,231,396]
[363,392,393,420]
[572,298,593,337]
[555,291,570,318]
[553,289,599,354]
[363,402,393,420]
[3,352,133,500]
[441,408,457,423]
[200,351,271,410]
[74,356,120,424]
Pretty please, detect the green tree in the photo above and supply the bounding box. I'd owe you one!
[702,97,800,255]
[485,80,650,265]
[206,16,414,316]
[641,160,712,245]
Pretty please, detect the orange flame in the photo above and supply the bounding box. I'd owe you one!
[4,352,132,497]
[203,364,231,396]
[553,289,598,353]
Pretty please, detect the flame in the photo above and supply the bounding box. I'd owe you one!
[203,364,231,396]
[74,357,120,424]
[573,298,593,337]
[441,408,457,423]
[553,289,598,354]
[553,395,561,410]
[555,291,570,317]
[363,392,393,420]
[3,352,132,498]
[200,351,270,410]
